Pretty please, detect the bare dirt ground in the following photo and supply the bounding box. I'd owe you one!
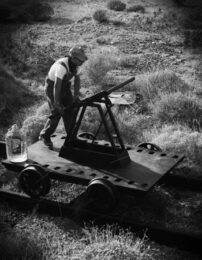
[10,0,198,86]
[31,0,202,85]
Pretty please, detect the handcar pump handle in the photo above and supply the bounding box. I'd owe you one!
[82,77,135,104]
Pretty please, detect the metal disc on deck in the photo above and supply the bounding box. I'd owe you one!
[19,164,51,198]
[77,132,95,140]
[137,142,162,152]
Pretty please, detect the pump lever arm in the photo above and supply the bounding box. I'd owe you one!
[81,77,135,104]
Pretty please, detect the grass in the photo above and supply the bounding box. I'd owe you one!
[150,92,202,129]
[21,115,47,144]
[93,9,109,23]
[107,1,126,12]
[143,124,202,168]
[130,9,184,32]
[0,0,53,23]
[84,47,119,87]
[0,28,55,79]
[118,54,140,69]
[135,70,191,103]
[13,215,151,260]
[126,5,145,13]
[0,227,42,260]
[115,111,155,145]
[0,64,40,128]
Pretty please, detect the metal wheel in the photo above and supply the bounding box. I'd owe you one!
[18,164,51,198]
[77,132,95,140]
[137,142,162,152]
[86,177,117,212]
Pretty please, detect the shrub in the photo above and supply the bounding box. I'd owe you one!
[0,231,42,260]
[96,35,112,45]
[114,109,156,145]
[0,0,54,23]
[184,29,202,48]
[0,30,55,79]
[81,107,101,134]
[15,216,151,260]
[118,54,139,68]
[36,103,50,117]
[150,92,202,129]
[21,115,47,144]
[107,0,126,11]
[0,64,37,125]
[127,5,145,13]
[79,225,150,260]
[84,47,118,86]
[143,124,202,167]
[0,66,26,111]
[93,9,108,23]
[136,70,191,103]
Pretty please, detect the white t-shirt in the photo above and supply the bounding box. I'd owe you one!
[48,57,79,81]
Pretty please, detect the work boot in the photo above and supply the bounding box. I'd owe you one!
[39,135,53,149]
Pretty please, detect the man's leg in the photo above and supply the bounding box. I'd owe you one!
[62,105,75,135]
[61,81,74,135]
[40,106,61,138]
[39,81,61,148]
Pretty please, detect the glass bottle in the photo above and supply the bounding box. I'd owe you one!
[5,124,28,163]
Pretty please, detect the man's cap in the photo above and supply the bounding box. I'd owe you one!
[69,46,88,62]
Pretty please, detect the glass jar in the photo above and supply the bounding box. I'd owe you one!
[5,124,28,163]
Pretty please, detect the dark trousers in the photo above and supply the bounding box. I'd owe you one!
[40,77,74,138]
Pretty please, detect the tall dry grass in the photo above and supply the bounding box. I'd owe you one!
[135,70,191,104]
[0,64,38,127]
[0,29,55,79]
[0,229,42,260]
[0,0,53,23]
[150,92,202,129]
[15,215,151,260]
[143,124,202,167]
[21,115,47,144]
[84,47,119,87]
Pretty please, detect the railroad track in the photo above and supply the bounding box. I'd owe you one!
[0,141,202,254]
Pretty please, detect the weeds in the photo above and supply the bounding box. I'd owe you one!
[84,47,119,86]
[0,64,37,126]
[136,70,191,104]
[80,225,150,260]
[0,0,53,23]
[15,216,151,260]
[131,9,183,32]
[93,9,108,23]
[118,54,140,68]
[0,28,55,79]
[184,29,202,49]
[0,230,42,260]
[115,111,156,145]
[36,103,50,117]
[143,124,202,167]
[21,115,47,144]
[150,92,202,129]
[107,0,126,11]
[127,5,145,13]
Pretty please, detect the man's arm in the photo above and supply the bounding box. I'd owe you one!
[54,77,64,113]
[73,75,81,101]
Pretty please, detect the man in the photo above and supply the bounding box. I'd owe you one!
[39,46,88,148]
